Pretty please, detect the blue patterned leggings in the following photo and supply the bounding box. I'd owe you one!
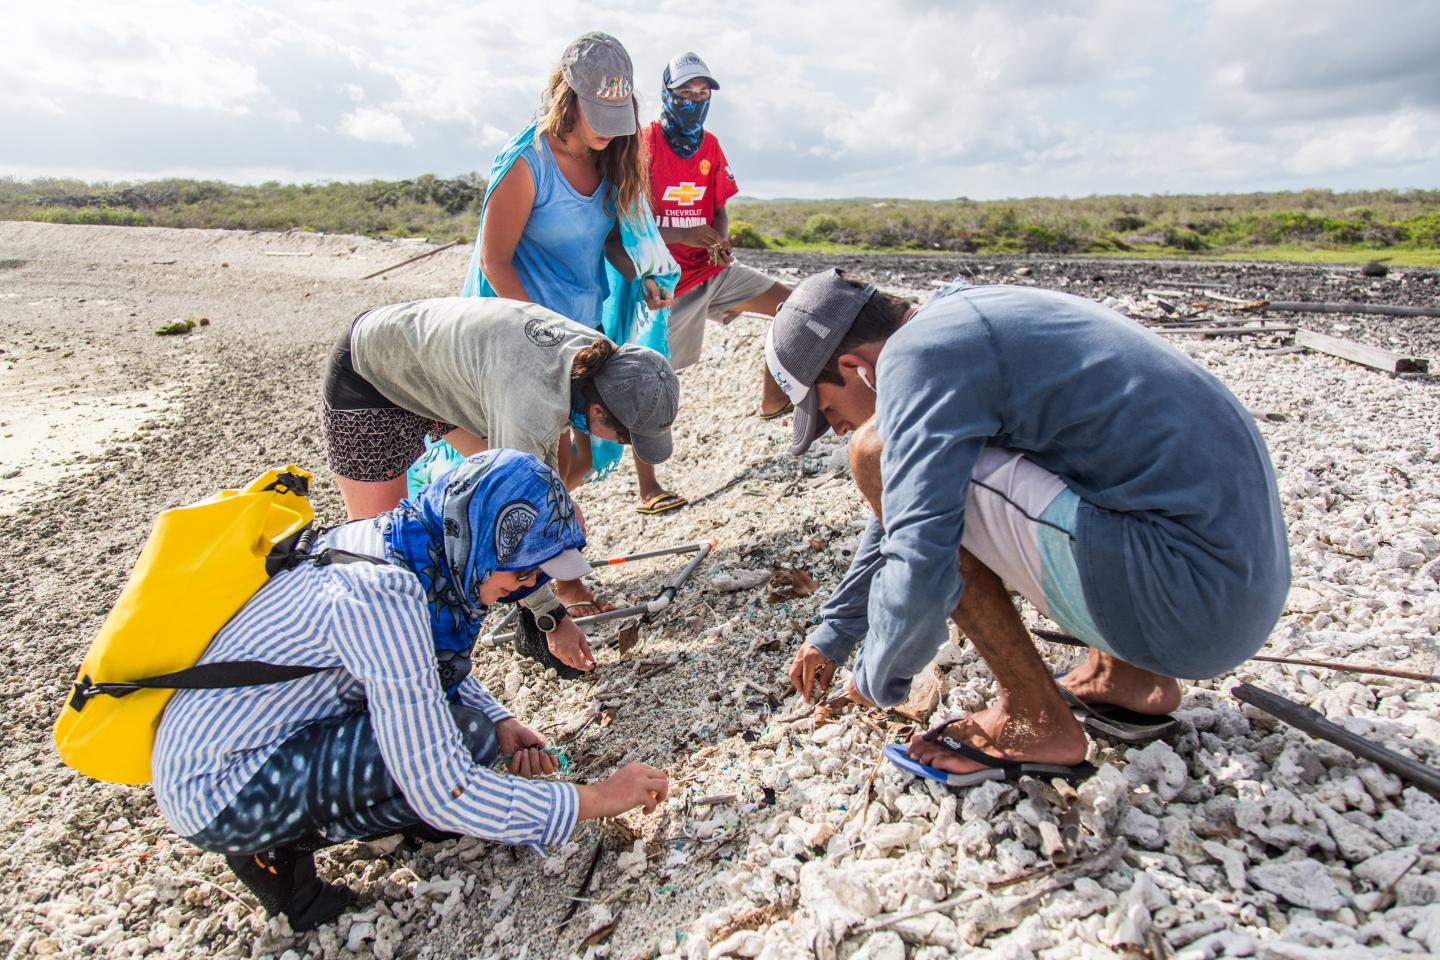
[187,704,498,854]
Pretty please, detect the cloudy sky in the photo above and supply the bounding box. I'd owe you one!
[5,0,1439,199]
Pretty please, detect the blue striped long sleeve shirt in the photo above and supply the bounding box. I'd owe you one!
[152,522,578,845]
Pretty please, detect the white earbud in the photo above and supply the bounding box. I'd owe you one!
[857,367,876,392]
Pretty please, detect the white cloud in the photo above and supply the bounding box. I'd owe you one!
[0,0,1436,197]
[339,108,414,146]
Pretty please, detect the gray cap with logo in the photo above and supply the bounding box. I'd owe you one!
[665,52,720,90]
[560,32,637,138]
[764,268,875,456]
[594,344,680,465]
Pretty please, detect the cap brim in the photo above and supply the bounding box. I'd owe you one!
[631,429,673,465]
[579,98,637,137]
[789,390,830,456]
[668,71,719,90]
[539,548,593,582]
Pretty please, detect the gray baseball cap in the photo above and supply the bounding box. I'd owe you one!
[593,344,680,465]
[560,32,637,138]
[764,268,875,456]
[665,52,719,90]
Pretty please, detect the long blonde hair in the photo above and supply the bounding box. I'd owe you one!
[537,67,648,225]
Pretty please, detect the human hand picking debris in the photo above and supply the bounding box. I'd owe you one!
[495,718,559,778]
[790,640,838,703]
[547,617,597,672]
[577,762,670,819]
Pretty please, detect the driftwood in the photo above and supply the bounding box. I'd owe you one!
[1266,300,1440,319]
[1154,325,1296,337]
[1232,684,1440,798]
[1294,329,1430,374]
[1031,628,1439,683]
[360,239,462,280]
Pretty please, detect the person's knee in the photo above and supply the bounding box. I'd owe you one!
[849,419,884,511]
[448,705,499,766]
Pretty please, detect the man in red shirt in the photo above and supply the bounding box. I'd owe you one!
[635,52,792,514]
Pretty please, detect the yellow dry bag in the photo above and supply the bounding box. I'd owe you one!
[54,467,319,785]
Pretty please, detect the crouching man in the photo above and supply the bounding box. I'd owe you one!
[771,270,1290,786]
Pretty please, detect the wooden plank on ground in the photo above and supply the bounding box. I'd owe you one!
[1155,325,1295,337]
[1294,329,1430,374]
[1268,301,1440,319]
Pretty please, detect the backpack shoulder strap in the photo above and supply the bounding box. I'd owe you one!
[70,542,393,710]
[69,660,327,710]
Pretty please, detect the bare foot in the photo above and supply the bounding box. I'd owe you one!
[907,699,1089,775]
[1056,649,1181,715]
[555,579,612,618]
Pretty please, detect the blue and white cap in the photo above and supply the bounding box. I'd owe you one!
[763,268,875,456]
[665,52,719,89]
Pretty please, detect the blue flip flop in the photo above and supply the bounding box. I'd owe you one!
[883,719,1096,788]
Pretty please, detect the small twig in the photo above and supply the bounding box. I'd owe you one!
[175,873,257,916]
[360,239,461,280]
[852,890,984,935]
[1202,289,1265,306]
[692,794,738,807]
[842,751,883,827]
[1367,852,1422,916]
[559,836,606,927]
[1033,628,1439,683]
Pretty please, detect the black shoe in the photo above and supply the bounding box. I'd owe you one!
[514,607,586,679]
[400,822,463,846]
[226,843,354,931]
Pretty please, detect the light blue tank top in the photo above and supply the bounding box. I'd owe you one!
[506,137,614,330]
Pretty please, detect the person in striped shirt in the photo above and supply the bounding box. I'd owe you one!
[152,450,668,930]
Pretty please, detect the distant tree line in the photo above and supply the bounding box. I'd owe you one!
[1,176,1435,258]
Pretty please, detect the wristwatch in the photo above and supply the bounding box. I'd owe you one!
[534,605,568,634]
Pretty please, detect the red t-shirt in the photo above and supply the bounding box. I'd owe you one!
[645,122,740,296]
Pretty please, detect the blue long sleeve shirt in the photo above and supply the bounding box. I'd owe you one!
[809,281,1290,707]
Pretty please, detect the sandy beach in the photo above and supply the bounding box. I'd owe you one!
[2,221,1438,959]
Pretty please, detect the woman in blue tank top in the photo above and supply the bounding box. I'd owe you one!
[465,32,672,618]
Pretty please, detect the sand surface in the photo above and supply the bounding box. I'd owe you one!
[2,222,1438,960]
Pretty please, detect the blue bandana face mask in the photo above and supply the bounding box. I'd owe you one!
[569,381,590,434]
[660,66,710,159]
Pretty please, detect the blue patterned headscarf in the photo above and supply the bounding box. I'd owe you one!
[659,64,710,159]
[377,449,586,659]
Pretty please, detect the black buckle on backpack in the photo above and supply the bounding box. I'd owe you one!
[263,472,310,497]
[69,675,95,711]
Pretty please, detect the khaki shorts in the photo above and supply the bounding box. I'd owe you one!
[667,262,778,369]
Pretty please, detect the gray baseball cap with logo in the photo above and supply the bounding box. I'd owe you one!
[665,52,719,90]
[560,32,637,138]
[764,268,875,456]
[593,344,680,465]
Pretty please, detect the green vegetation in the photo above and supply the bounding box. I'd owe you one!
[0,176,484,239]
[726,189,1440,263]
[154,317,209,336]
[2,176,1436,263]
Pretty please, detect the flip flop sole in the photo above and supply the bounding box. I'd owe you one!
[883,744,1096,788]
[1053,674,1179,744]
[635,493,689,515]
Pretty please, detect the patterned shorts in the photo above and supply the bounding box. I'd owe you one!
[319,402,456,483]
[319,319,456,483]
